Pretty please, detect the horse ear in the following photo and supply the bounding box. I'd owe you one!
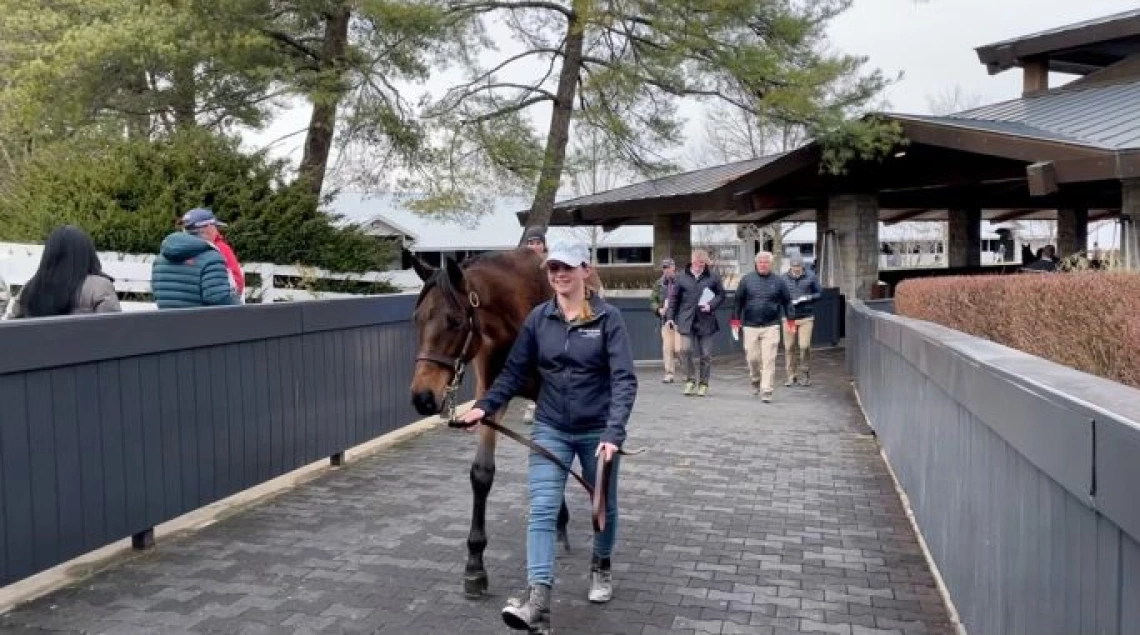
[444,256,465,289]
[411,254,436,282]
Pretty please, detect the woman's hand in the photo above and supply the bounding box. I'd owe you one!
[596,442,619,462]
[458,407,485,432]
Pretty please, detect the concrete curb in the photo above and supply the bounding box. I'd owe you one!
[0,402,475,615]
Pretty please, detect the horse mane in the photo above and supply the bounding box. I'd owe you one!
[415,249,532,310]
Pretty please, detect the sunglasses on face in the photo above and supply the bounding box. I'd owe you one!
[546,262,579,273]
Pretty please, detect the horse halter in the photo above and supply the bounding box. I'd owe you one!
[415,289,481,422]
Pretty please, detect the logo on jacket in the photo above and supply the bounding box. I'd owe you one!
[578,328,602,338]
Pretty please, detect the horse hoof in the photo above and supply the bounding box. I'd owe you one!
[464,572,489,598]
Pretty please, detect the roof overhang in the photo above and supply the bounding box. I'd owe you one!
[519,113,1131,230]
[975,11,1140,75]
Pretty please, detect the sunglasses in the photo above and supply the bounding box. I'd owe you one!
[545,262,580,273]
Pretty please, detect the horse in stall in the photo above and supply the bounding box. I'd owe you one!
[409,248,575,598]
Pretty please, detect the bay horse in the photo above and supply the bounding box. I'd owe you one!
[409,248,573,598]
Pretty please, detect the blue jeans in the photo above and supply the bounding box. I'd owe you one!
[527,422,621,587]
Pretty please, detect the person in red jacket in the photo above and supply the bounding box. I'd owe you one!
[181,208,244,299]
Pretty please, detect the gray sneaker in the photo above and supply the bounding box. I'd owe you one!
[761,392,773,403]
[502,585,552,633]
[588,557,613,603]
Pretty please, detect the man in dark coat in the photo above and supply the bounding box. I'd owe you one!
[665,249,726,397]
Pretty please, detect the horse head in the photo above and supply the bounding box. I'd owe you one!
[410,255,480,416]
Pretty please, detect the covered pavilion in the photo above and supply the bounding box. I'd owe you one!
[521,8,1140,301]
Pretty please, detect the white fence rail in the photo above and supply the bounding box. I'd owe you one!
[0,242,422,311]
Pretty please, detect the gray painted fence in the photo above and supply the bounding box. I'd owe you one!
[847,300,1140,635]
[0,295,475,587]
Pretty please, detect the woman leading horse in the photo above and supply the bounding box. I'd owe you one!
[459,241,638,633]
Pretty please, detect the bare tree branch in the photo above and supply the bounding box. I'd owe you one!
[461,95,553,124]
[448,0,573,19]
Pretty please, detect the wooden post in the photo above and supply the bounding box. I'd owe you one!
[1023,57,1049,95]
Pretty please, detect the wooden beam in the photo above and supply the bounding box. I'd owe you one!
[601,218,630,232]
[893,117,1106,163]
[989,209,1041,223]
[733,190,755,216]
[1090,210,1118,222]
[744,208,801,226]
[1027,161,1058,196]
[726,145,821,193]
[1023,56,1049,95]
[884,209,932,224]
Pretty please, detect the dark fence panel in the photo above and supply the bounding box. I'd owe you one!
[847,300,1140,635]
[0,295,474,587]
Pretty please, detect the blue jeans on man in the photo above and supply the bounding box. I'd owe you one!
[527,422,621,587]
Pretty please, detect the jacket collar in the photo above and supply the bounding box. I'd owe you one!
[542,293,607,324]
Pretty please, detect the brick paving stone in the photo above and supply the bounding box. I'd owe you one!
[0,351,954,635]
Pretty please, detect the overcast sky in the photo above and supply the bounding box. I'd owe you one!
[242,1,1139,180]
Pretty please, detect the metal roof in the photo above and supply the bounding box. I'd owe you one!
[552,155,784,209]
[891,79,1140,151]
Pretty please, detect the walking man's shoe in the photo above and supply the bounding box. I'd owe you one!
[503,585,553,633]
[800,371,812,386]
[761,391,773,403]
[696,383,708,397]
[683,380,696,396]
[784,376,797,388]
[588,557,613,603]
[751,379,761,396]
[662,374,674,383]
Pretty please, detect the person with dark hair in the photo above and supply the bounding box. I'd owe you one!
[152,210,241,309]
[6,225,121,319]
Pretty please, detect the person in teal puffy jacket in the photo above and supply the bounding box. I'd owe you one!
[151,218,241,309]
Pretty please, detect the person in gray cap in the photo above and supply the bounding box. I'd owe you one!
[782,252,821,386]
[649,257,680,382]
[523,227,547,255]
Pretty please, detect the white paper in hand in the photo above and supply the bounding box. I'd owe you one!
[698,288,715,308]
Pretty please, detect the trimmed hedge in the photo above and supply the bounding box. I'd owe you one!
[895,272,1140,389]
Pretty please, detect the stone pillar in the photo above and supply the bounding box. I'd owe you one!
[1056,208,1089,258]
[947,207,982,268]
[653,212,691,265]
[815,205,830,261]
[1122,179,1140,270]
[827,194,880,301]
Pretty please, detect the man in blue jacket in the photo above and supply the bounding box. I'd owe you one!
[783,253,822,386]
[151,210,241,309]
[731,251,793,403]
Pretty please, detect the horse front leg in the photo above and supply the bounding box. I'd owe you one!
[464,416,497,598]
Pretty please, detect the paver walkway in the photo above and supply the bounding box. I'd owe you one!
[0,350,954,635]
